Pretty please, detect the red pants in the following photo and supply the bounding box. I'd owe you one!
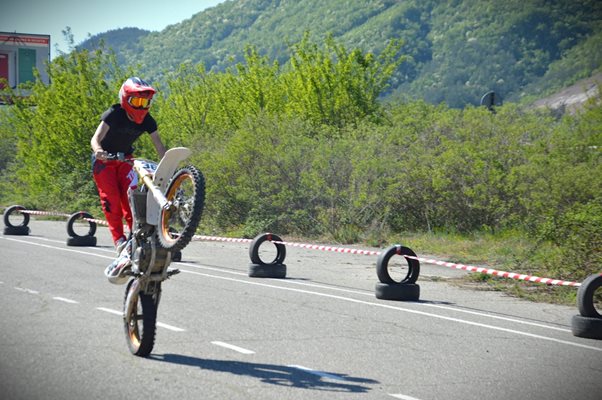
[92,158,137,244]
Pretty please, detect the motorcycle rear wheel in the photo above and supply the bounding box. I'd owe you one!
[158,165,205,251]
[123,280,159,357]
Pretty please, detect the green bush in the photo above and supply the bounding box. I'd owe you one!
[0,48,129,211]
[1,36,599,298]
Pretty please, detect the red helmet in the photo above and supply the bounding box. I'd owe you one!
[119,77,156,123]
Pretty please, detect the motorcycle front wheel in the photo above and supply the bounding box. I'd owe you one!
[158,165,205,251]
[123,280,159,357]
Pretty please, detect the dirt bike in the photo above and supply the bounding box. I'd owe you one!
[105,147,205,356]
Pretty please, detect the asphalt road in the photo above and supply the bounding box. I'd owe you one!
[1,220,601,400]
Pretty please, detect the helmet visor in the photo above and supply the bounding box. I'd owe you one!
[128,96,152,109]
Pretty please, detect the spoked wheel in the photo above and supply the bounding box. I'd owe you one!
[123,279,160,357]
[159,165,205,251]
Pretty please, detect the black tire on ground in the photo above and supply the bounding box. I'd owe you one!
[248,263,287,279]
[3,205,29,228]
[172,250,182,262]
[158,166,205,251]
[375,282,420,301]
[571,314,602,340]
[577,274,602,318]
[376,245,420,284]
[249,233,286,265]
[123,280,159,357]
[66,211,97,238]
[3,225,30,235]
[66,235,97,247]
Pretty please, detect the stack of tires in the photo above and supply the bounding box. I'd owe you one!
[572,274,602,340]
[248,233,287,279]
[375,245,420,301]
[2,205,98,247]
[3,205,30,235]
[66,212,97,246]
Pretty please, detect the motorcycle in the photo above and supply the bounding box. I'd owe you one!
[105,147,205,356]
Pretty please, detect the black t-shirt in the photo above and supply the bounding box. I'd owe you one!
[99,104,158,155]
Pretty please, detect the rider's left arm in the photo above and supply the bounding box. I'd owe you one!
[149,130,167,159]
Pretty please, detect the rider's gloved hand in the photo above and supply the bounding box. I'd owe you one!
[95,149,108,161]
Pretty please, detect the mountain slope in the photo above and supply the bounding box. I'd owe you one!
[77,27,151,65]
[531,71,601,113]
[77,0,602,108]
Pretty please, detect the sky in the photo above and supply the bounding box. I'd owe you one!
[1,0,226,59]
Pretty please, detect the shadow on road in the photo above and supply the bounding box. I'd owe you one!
[150,353,379,393]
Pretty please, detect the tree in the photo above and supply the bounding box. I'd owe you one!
[0,47,128,210]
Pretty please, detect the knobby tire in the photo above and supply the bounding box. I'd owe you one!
[158,166,205,251]
[123,280,159,357]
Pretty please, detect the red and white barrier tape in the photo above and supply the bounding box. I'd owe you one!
[403,255,581,287]
[273,240,380,256]
[273,240,580,286]
[21,209,71,218]
[9,208,584,287]
[19,209,109,226]
[193,235,252,244]
[192,234,582,287]
[192,234,378,255]
[81,217,109,226]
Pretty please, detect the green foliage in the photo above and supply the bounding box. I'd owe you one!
[0,47,128,211]
[518,100,602,278]
[285,33,405,127]
[155,34,404,142]
[0,106,17,173]
[199,114,319,237]
[519,30,602,102]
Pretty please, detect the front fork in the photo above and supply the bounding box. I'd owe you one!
[133,164,175,214]
[125,233,177,308]
[125,185,178,316]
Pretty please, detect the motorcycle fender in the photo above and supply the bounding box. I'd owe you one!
[146,147,192,225]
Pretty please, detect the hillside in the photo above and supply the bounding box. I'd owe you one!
[78,27,150,65]
[78,0,602,108]
[531,72,602,113]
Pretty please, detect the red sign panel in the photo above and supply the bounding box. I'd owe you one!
[0,34,50,47]
[0,53,8,89]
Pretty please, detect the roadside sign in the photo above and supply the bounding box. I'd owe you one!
[0,32,50,88]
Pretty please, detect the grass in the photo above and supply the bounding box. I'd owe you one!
[382,230,584,306]
[270,227,588,306]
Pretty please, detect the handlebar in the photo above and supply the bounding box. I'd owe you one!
[105,152,128,161]
[102,152,171,211]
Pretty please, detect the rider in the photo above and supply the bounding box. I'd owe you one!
[91,77,166,254]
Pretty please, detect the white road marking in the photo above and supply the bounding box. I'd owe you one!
[157,322,186,332]
[419,303,572,332]
[288,365,347,381]
[211,341,255,354]
[389,394,422,400]
[96,307,185,331]
[178,261,572,333]
[28,236,114,254]
[28,237,72,245]
[179,269,602,353]
[14,287,39,294]
[2,236,597,352]
[53,297,79,304]
[1,236,115,260]
[96,307,122,316]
